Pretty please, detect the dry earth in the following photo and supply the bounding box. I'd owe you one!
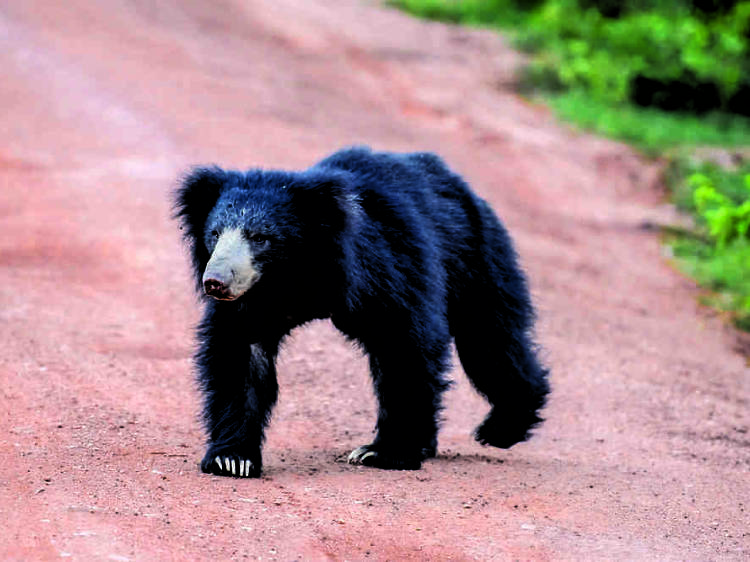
[1,0,748,560]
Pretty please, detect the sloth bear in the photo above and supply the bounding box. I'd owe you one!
[175,147,549,478]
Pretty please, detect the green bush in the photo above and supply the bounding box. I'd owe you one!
[672,236,750,330]
[543,91,750,153]
[690,172,750,248]
[668,161,750,329]
[520,1,750,106]
[393,0,750,113]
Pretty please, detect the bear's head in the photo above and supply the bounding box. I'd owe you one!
[175,166,349,301]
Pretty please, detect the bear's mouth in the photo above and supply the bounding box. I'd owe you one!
[206,291,238,302]
[203,278,237,300]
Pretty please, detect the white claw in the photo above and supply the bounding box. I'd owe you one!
[215,456,223,470]
[239,460,244,477]
[360,451,376,462]
[224,457,230,471]
[348,446,370,464]
[231,459,236,475]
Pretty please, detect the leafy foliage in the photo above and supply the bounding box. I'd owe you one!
[667,160,750,328]
[522,1,750,110]
[690,172,750,247]
[543,91,750,154]
[393,0,750,115]
[671,236,750,330]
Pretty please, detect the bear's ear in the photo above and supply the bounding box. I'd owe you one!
[173,166,227,283]
[174,166,227,239]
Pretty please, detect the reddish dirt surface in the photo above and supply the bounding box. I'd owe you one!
[1,1,748,560]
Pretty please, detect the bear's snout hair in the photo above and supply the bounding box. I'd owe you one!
[202,227,259,301]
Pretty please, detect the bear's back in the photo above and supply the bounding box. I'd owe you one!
[315,147,454,191]
[313,147,476,223]
[313,147,490,278]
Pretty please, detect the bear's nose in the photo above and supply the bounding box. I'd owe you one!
[203,277,231,299]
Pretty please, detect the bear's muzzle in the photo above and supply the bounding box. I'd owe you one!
[203,227,259,300]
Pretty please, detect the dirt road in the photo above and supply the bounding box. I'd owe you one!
[1,1,748,559]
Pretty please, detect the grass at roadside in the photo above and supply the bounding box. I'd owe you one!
[391,0,750,331]
[389,0,528,26]
[543,92,750,156]
[666,159,750,330]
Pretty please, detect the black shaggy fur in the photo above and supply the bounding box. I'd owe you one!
[174,147,549,477]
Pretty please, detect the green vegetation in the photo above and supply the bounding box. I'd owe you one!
[668,160,750,329]
[391,0,533,26]
[392,0,750,114]
[543,92,750,155]
[392,0,750,330]
[520,2,749,105]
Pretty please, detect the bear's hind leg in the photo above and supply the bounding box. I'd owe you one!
[451,289,549,449]
[457,330,548,449]
[196,311,280,478]
[348,339,451,470]
[450,208,550,449]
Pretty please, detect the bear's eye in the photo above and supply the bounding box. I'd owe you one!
[211,230,220,239]
[246,232,269,245]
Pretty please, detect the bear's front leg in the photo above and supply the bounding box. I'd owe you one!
[195,307,279,478]
[349,341,451,470]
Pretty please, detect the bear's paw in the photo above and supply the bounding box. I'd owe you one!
[474,407,543,449]
[201,453,260,478]
[347,444,430,471]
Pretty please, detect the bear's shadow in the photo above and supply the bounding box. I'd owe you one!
[256,448,508,479]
